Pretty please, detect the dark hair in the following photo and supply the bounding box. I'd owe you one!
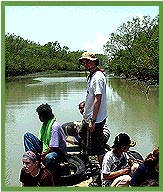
[36,103,54,120]
[113,133,131,148]
[144,147,159,168]
[79,101,85,109]
[31,150,43,168]
[95,59,99,66]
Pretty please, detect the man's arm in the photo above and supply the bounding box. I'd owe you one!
[103,166,131,180]
[92,94,102,120]
[89,94,102,132]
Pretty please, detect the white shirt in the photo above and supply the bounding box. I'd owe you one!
[83,70,107,123]
[101,150,129,186]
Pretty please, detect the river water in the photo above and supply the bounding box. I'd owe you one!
[5,72,159,187]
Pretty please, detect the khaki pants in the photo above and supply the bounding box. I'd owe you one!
[111,163,139,187]
[111,175,131,187]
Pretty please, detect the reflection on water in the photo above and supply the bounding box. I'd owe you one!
[107,78,159,156]
[5,72,159,187]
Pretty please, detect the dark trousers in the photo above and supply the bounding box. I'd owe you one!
[79,119,106,155]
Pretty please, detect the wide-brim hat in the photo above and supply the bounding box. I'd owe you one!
[114,133,136,147]
[79,52,98,61]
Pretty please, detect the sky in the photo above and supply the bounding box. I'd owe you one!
[5,5,159,54]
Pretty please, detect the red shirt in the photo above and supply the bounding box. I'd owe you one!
[20,167,54,186]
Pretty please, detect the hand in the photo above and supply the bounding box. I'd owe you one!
[41,152,47,157]
[122,165,131,174]
[41,152,47,162]
[88,121,95,132]
[41,156,45,162]
[128,158,135,166]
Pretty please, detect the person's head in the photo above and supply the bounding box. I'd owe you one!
[78,101,85,115]
[36,103,54,122]
[79,52,99,72]
[113,133,136,152]
[22,150,41,174]
[144,147,159,170]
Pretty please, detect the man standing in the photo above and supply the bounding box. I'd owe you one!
[79,52,107,166]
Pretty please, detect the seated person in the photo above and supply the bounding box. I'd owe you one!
[23,103,67,185]
[101,133,139,187]
[19,150,54,186]
[62,101,85,144]
[130,147,159,187]
[62,101,110,145]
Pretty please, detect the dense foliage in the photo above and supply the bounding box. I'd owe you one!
[5,34,106,77]
[5,15,159,83]
[5,35,81,76]
[104,15,159,83]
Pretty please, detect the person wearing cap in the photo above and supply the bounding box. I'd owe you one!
[101,133,138,187]
[129,147,159,187]
[19,150,54,186]
[23,103,67,185]
[79,52,107,166]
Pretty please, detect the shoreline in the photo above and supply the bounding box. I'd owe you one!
[5,71,159,88]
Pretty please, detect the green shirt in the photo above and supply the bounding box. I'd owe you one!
[38,117,56,152]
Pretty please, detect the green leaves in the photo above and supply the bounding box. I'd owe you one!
[104,15,159,82]
[5,34,83,76]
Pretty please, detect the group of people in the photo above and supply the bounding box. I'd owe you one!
[101,134,159,187]
[19,52,159,187]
